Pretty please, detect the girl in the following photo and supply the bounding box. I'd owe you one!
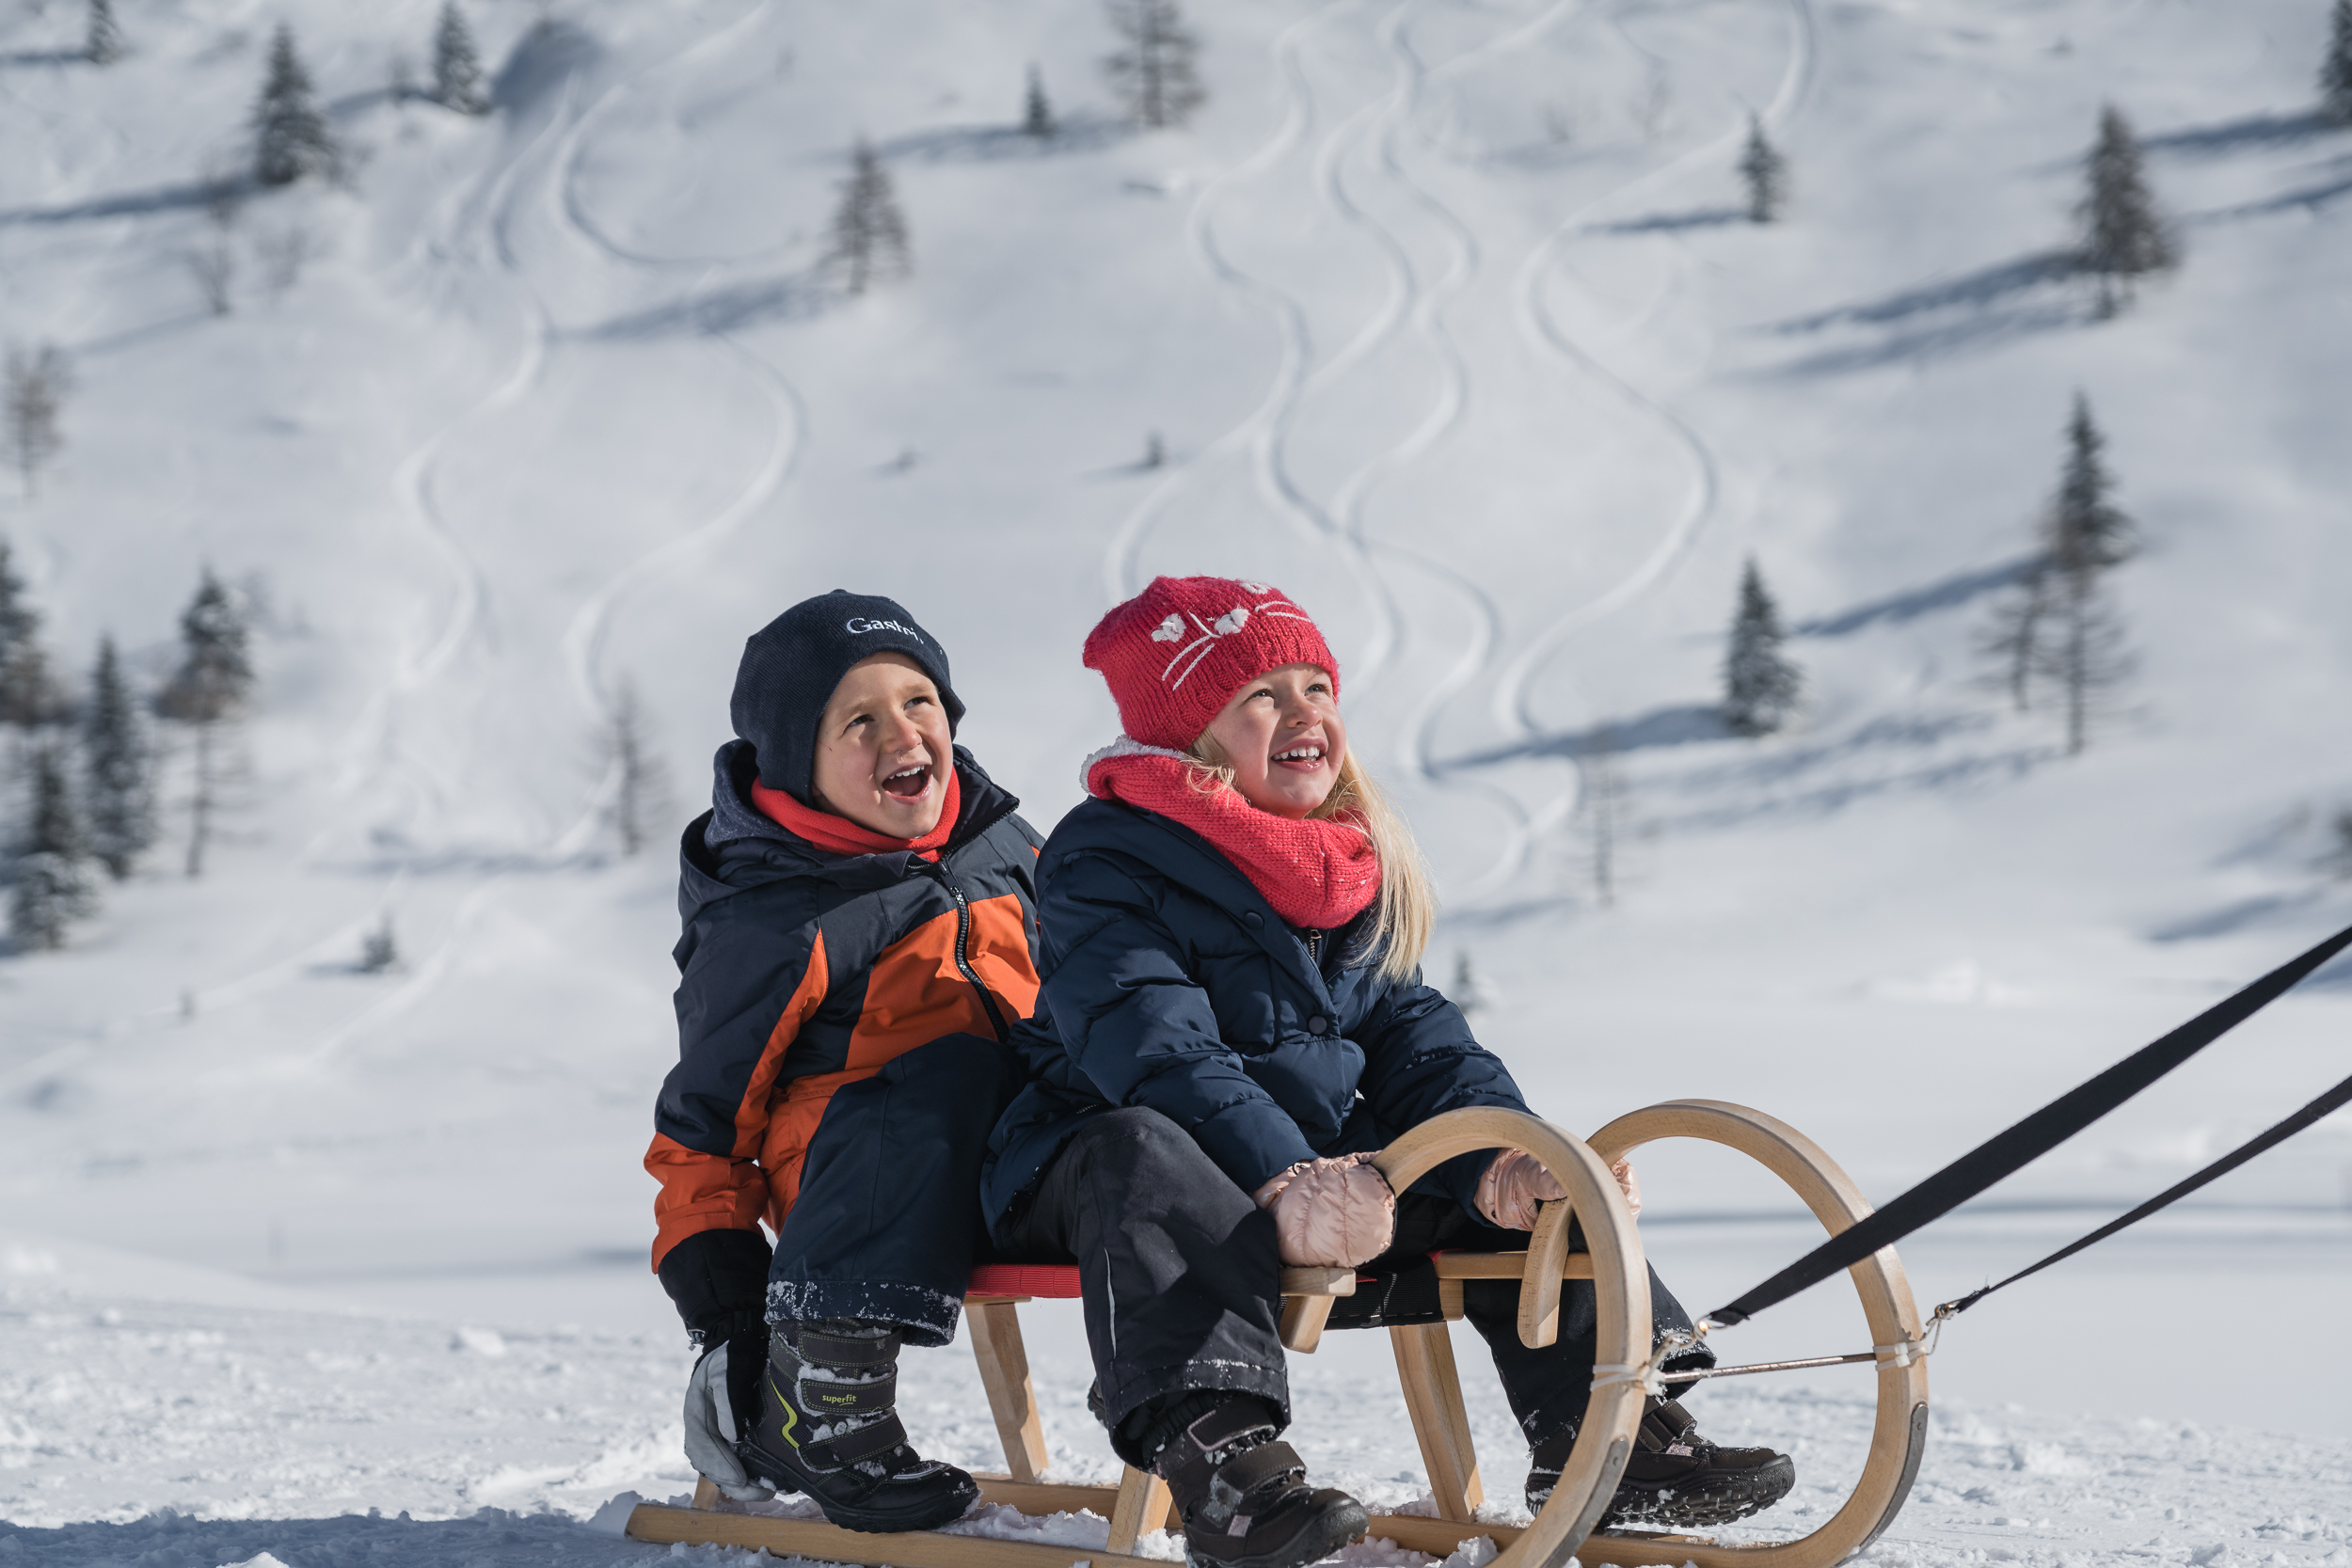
[651,591,1042,1532]
[985,577,1791,1568]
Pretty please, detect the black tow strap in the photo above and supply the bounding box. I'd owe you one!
[1935,1067,2352,1317]
[1706,918,2352,1328]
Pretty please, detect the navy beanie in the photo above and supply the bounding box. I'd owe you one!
[730,591,964,802]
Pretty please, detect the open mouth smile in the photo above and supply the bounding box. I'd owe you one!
[882,763,932,800]
[1271,744,1327,769]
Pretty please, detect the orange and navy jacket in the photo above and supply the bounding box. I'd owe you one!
[646,740,1042,1275]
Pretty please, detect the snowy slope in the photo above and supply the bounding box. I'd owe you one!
[3,0,2351,1556]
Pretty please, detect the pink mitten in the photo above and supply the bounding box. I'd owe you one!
[1253,1153,1396,1267]
[1475,1150,1643,1230]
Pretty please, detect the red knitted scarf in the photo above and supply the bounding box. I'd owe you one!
[1085,740,1380,931]
[752,769,961,863]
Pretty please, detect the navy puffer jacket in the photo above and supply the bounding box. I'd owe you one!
[982,796,1531,1235]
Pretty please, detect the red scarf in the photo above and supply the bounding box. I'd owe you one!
[752,769,961,863]
[1084,739,1380,931]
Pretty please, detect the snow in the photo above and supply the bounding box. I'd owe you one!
[6,0,2352,1561]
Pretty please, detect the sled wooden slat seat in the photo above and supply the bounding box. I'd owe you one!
[627,1102,1929,1568]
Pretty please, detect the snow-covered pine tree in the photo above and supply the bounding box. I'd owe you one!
[1024,64,1054,136]
[825,139,911,296]
[1104,0,1205,129]
[1739,114,1788,222]
[1980,396,2135,751]
[2077,104,2174,316]
[1723,559,1803,736]
[2324,0,2352,123]
[84,636,155,879]
[253,24,337,187]
[4,344,71,499]
[156,569,254,877]
[86,0,123,65]
[8,745,99,952]
[2041,394,2134,754]
[0,544,62,738]
[432,2,490,115]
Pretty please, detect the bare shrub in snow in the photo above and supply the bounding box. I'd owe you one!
[1740,114,1788,222]
[600,677,668,857]
[3,344,71,499]
[1104,0,1204,129]
[1450,951,1499,1021]
[2327,806,2352,878]
[2077,105,2174,317]
[1578,725,1627,910]
[256,224,318,304]
[826,140,911,296]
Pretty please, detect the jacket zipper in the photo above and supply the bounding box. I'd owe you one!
[931,860,1011,1041]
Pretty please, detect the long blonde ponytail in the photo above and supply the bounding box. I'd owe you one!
[1184,740,1437,984]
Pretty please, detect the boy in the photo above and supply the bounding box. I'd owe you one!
[647,592,1042,1532]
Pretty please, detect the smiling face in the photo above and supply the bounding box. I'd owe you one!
[1200,663,1348,820]
[809,652,955,838]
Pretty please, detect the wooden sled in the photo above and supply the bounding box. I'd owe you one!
[627,1101,1930,1568]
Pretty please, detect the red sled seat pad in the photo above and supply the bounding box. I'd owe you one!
[967,1262,1083,1298]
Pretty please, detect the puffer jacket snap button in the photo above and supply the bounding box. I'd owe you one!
[1307,1015,1328,1036]
[1242,911,1263,929]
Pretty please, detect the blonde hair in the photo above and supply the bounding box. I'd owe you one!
[1185,737,1437,984]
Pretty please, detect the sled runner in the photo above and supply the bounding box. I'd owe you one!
[626,1102,1930,1568]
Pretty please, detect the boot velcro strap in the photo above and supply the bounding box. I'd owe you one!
[1216,1440,1307,1501]
[798,1366,898,1418]
[821,1413,908,1465]
[799,1328,901,1367]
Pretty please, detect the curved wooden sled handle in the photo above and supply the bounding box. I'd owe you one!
[1371,1107,1648,1568]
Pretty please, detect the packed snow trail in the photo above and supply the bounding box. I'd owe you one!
[1490,0,1818,747]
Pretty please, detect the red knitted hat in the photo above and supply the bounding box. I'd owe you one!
[1083,577,1340,749]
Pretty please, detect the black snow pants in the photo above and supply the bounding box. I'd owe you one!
[996,1106,1712,1463]
[766,1032,1020,1349]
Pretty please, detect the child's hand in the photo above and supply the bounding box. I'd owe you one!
[1254,1152,1396,1267]
[1476,1149,1644,1231]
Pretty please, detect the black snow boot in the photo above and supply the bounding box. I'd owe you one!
[1527,1397,1794,1528]
[739,1319,979,1533]
[1152,1399,1369,1568]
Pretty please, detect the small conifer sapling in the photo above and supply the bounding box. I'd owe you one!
[8,746,99,952]
[0,544,62,736]
[826,140,912,295]
[2077,105,2174,317]
[1024,64,1055,136]
[1722,559,1803,736]
[1739,114,1788,223]
[359,914,399,974]
[432,3,490,115]
[84,636,156,879]
[253,24,337,187]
